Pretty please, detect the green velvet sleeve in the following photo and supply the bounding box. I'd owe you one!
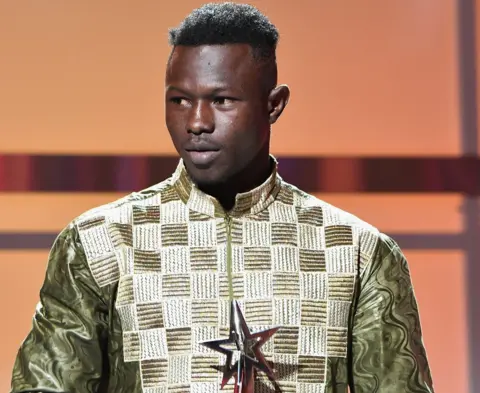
[349,234,435,393]
[11,224,109,393]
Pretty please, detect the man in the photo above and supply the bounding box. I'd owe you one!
[11,3,434,393]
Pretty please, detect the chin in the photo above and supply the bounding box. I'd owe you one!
[185,164,227,187]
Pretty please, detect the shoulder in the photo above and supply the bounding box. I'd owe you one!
[281,180,389,275]
[63,178,173,286]
[72,178,173,228]
[283,179,379,232]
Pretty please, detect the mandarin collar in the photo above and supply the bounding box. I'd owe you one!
[172,155,282,218]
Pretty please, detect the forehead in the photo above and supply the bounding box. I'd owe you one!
[166,44,259,89]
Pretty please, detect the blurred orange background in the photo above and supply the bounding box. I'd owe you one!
[0,1,478,393]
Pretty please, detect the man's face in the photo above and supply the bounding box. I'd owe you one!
[165,44,272,186]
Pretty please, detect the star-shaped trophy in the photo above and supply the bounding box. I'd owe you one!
[200,300,281,393]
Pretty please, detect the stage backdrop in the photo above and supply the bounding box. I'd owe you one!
[1,1,479,393]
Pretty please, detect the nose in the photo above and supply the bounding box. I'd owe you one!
[187,100,214,135]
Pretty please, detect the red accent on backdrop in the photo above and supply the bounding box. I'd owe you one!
[1,155,479,194]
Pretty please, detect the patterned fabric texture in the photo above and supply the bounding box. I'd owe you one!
[11,157,435,393]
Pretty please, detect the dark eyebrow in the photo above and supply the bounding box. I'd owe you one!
[166,86,192,96]
[210,87,231,95]
[166,85,234,97]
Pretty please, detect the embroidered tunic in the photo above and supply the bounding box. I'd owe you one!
[11,158,434,393]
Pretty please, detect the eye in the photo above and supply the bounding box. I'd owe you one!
[169,97,190,107]
[213,97,236,105]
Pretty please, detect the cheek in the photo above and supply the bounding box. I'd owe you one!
[219,105,264,132]
[227,119,269,155]
[165,108,177,128]
[165,111,186,140]
[243,109,270,143]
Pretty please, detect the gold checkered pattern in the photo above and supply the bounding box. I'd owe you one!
[76,158,379,393]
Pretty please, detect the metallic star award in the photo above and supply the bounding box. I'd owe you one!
[200,301,282,393]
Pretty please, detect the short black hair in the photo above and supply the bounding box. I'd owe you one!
[168,2,279,61]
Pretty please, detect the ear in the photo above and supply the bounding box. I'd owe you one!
[267,84,290,124]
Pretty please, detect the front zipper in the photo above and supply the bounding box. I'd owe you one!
[224,215,234,301]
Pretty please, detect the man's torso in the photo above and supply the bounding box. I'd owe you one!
[75,162,380,393]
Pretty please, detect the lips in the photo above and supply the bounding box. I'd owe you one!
[185,149,220,167]
[184,140,221,167]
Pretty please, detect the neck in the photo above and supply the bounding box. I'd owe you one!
[198,155,273,212]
